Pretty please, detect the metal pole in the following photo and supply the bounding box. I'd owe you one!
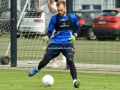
[11,0,17,67]
[66,0,73,13]
[66,0,73,69]
[17,0,29,29]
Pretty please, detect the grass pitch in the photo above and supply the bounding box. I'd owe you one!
[0,69,120,90]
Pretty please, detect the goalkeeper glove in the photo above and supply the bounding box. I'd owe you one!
[69,33,77,43]
[42,36,49,42]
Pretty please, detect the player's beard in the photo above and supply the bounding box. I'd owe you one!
[59,10,66,17]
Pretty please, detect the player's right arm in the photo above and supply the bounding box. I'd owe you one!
[34,0,43,13]
[42,15,56,42]
[47,15,56,38]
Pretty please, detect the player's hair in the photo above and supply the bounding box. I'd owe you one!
[56,0,66,7]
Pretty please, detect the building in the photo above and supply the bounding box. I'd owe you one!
[73,0,116,11]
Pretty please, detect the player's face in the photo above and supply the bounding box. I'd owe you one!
[57,4,66,17]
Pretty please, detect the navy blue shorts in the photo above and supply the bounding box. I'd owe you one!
[44,43,75,59]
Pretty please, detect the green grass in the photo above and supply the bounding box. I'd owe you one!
[74,40,120,64]
[0,69,120,90]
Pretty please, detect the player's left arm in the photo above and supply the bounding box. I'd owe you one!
[72,14,80,37]
[69,14,80,43]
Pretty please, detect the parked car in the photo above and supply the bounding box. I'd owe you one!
[73,10,102,40]
[19,11,46,38]
[0,8,21,38]
[93,8,120,41]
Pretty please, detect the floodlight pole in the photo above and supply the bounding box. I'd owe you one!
[11,0,17,67]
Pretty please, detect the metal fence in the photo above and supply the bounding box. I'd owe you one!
[0,0,120,71]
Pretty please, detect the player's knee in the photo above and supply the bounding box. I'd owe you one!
[66,53,74,62]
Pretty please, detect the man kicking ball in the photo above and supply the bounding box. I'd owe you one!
[28,0,80,88]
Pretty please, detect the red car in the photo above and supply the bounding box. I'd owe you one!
[92,8,120,41]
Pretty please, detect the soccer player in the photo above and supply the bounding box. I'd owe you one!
[28,0,80,88]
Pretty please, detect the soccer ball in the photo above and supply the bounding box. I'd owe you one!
[42,75,54,87]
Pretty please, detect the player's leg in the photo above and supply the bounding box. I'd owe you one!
[63,44,80,88]
[66,53,80,88]
[28,55,51,77]
[28,44,60,77]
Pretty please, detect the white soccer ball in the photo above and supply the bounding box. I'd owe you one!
[42,75,54,87]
